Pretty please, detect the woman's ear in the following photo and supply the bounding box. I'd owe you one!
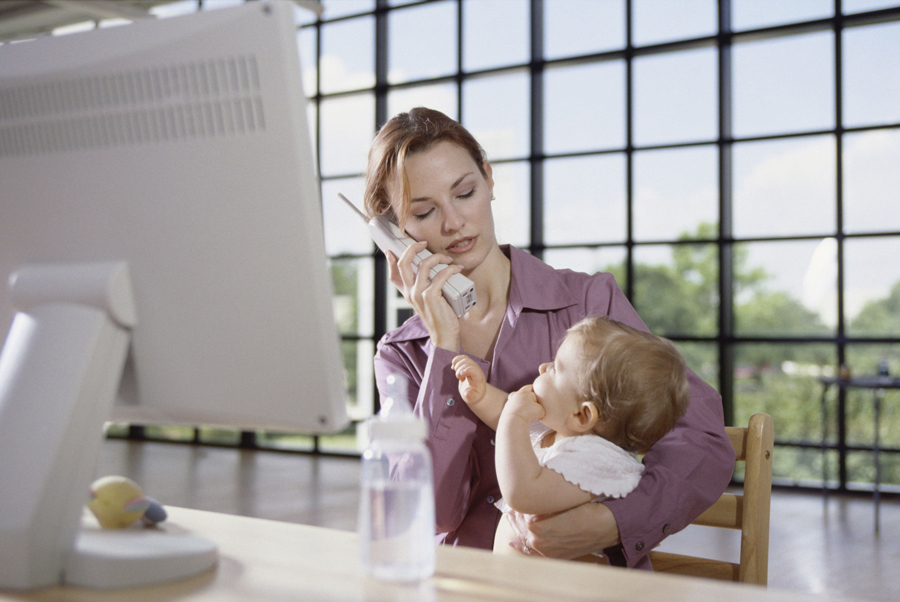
[567,401,600,434]
[483,161,494,194]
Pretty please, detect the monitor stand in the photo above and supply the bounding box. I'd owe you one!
[0,262,216,590]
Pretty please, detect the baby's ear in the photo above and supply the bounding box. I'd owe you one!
[568,401,600,433]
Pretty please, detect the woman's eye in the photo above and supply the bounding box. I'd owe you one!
[413,209,434,220]
[458,188,475,199]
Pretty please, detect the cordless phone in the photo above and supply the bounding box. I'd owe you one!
[338,193,477,317]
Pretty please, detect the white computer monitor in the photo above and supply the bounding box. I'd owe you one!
[0,1,347,590]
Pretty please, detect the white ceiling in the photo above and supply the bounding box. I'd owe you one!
[0,1,322,43]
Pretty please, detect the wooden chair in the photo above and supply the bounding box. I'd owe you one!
[649,412,774,585]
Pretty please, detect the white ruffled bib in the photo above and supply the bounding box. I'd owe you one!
[496,423,643,513]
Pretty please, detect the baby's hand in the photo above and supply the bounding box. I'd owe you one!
[452,355,486,406]
[504,384,544,424]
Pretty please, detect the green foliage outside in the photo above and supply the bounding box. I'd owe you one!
[602,223,900,489]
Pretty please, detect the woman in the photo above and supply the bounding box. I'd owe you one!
[365,107,734,569]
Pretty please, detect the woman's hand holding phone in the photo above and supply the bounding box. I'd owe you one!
[387,240,464,351]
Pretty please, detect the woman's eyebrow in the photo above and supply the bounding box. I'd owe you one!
[411,173,474,204]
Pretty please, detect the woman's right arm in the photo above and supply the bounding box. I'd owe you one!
[378,241,488,533]
[374,340,485,534]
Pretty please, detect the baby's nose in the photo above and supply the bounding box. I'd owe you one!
[538,362,551,374]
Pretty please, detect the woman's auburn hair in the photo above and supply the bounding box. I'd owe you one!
[363,107,487,228]
[568,316,691,454]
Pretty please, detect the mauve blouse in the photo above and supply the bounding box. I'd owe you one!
[373,245,734,569]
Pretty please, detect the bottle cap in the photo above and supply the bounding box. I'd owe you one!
[369,374,427,440]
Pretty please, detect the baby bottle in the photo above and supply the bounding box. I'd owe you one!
[358,373,435,581]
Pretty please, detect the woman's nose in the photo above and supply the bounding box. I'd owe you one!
[442,204,464,233]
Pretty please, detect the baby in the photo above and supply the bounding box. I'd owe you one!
[452,315,690,555]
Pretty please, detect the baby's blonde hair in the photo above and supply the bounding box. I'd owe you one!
[567,316,690,453]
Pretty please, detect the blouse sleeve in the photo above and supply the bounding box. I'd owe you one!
[374,341,488,534]
[583,273,736,568]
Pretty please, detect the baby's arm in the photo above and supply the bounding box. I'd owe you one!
[496,385,595,515]
[451,355,508,430]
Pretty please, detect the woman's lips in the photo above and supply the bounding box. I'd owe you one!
[446,236,476,254]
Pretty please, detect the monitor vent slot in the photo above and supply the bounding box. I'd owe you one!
[0,55,265,157]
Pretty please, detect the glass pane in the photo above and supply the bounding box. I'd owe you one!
[143,425,194,441]
[388,1,457,84]
[845,343,900,442]
[544,0,625,59]
[843,21,900,128]
[633,244,719,337]
[844,238,900,337]
[463,0,529,72]
[843,0,900,12]
[320,16,375,94]
[543,247,627,289]
[633,47,718,146]
[293,4,319,26]
[387,82,459,121]
[330,257,375,339]
[462,70,530,160]
[197,427,240,445]
[633,145,718,242]
[544,60,626,154]
[323,177,370,256]
[317,422,360,454]
[734,240,836,336]
[732,0,832,31]
[322,0,374,19]
[733,32,834,138]
[843,129,900,235]
[733,136,835,238]
[258,431,315,451]
[200,0,241,11]
[847,451,900,490]
[306,101,318,174]
[341,338,376,422]
[632,0,717,46]
[150,1,198,18]
[770,447,833,487]
[677,342,719,391]
[734,343,834,441]
[319,93,375,177]
[490,161,531,248]
[543,154,626,245]
[298,26,317,97]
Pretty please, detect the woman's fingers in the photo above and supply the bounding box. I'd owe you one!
[394,241,427,296]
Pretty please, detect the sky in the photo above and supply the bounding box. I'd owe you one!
[43,0,900,328]
[302,0,900,329]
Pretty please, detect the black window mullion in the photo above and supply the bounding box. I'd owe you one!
[718,0,735,428]
[530,0,544,258]
[624,0,635,301]
[371,0,390,416]
[834,0,848,492]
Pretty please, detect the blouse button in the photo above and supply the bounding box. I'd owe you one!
[446,398,455,406]
[635,541,645,552]
[490,438,495,446]
[487,496,495,504]
[662,524,671,534]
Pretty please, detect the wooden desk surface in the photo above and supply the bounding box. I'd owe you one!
[1,507,858,602]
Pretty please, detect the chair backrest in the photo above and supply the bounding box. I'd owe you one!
[648,412,774,585]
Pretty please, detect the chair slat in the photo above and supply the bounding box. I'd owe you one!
[693,493,742,529]
[648,551,740,581]
[648,413,773,587]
